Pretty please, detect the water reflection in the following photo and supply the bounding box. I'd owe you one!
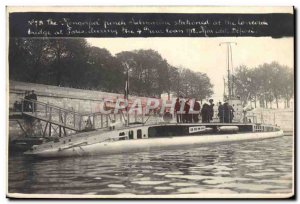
[9,136,293,196]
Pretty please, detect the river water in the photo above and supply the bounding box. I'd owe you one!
[8,135,293,197]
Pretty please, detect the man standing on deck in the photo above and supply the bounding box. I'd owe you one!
[208,99,215,122]
[183,99,190,123]
[218,102,224,123]
[201,103,210,123]
[223,102,233,123]
[24,91,30,111]
[29,90,37,112]
[223,102,229,123]
[175,98,181,123]
[193,100,201,123]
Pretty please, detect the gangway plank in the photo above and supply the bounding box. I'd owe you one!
[21,112,80,131]
[10,98,98,137]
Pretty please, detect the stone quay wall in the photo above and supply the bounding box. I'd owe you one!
[9,80,125,113]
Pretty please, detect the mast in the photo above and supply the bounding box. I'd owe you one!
[219,42,237,100]
[227,44,231,97]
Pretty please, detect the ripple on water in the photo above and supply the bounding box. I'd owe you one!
[246,172,281,178]
[165,174,208,180]
[177,187,236,194]
[108,184,126,188]
[131,181,169,185]
[170,182,198,187]
[240,150,261,154]
[213,171,231,176]
[153,172,166,176]
[203,177,251,185]
[220,182,289,192]
[154,171,183,176]
[154,186,174,190]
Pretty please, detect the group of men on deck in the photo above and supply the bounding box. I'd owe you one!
[174,98,234,123]
[217,101,235,123]
[174,98,201,123]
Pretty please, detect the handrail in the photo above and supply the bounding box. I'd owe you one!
[21,98,123,117]
[19,98,148,131]
[21,98,84,116]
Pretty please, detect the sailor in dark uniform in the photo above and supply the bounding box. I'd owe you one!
[184,99,190,123]
[193,101,200,123]
[208,99,215,122]
[201,103,210,123]
[218,102,224,123]
[223,102,234,123]
[223,102,229,123]
[175,98,181,123]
